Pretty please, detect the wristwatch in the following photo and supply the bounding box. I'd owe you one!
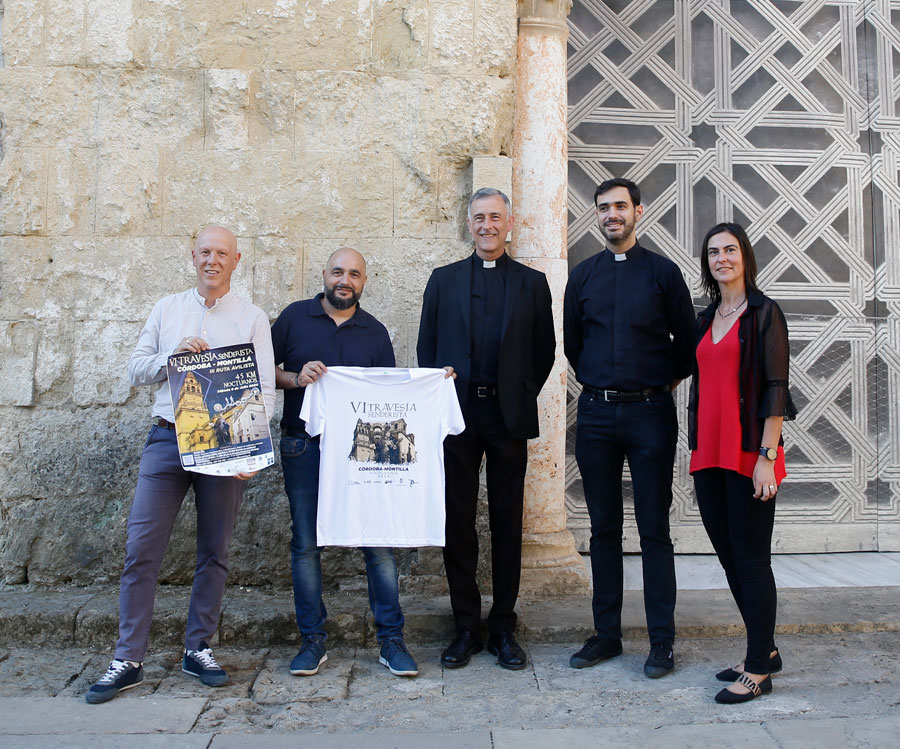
[759,447,778,461]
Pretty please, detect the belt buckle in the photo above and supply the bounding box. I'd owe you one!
[476,386,489,398]
[602,389,615,402]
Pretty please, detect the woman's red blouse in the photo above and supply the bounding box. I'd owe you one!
[689,322,786,483]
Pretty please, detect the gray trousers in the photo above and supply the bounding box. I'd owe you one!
[115,425,245,662]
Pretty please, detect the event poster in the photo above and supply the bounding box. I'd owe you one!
[166,343,274,476]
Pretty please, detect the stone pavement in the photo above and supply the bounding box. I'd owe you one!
[2,631,900,747]
[0,584,899,746]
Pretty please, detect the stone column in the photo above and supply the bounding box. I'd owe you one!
[512,0,588,595]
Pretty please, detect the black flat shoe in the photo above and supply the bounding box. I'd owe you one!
[487,631,527,670]
[440,630,483,669]
[715,673,772,704]
[716,648,782,682]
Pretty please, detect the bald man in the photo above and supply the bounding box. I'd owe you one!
[272,248,418,679]
[86,227,276,704]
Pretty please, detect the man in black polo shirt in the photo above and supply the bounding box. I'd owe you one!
[271,247,418,679]
[564,178,695,678]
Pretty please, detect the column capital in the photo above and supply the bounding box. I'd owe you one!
[517,0,572,35]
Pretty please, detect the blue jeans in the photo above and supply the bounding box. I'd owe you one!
[280,435,404,642]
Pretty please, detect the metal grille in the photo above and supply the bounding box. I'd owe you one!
[566,0,900,552]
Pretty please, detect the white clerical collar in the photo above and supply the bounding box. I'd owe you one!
[483,259,496,268]
[613,252,627,262]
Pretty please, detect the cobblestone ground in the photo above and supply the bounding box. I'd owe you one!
[2,631,898,734]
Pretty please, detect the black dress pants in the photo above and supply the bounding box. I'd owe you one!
[442,392,528,635]
[693,467,777,674]
[575,390,678,644]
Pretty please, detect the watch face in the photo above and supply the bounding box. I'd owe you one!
[765,448,778,461]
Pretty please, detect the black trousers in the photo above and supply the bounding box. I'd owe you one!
[693,468,777,674]
[575,390,678,644]
[442,393,528,635]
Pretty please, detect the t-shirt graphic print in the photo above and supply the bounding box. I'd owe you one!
[300,366,465,547]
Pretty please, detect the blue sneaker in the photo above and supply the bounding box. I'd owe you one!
[85,660,144,704]
[379,638,418,677]
[182,641,229,686]
[290,635,327,676]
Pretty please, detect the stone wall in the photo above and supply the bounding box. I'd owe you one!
[0,0,517,587]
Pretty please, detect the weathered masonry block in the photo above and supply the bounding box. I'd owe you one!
[0,0,519,587]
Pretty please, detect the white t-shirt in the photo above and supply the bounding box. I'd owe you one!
[300,366,465,547]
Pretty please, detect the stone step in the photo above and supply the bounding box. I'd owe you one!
[1,585,897,650]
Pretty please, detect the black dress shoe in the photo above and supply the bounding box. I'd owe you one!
[487,631,527,670]
[440,630,483,668]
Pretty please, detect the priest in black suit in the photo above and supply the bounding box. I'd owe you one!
[416,187,556,670]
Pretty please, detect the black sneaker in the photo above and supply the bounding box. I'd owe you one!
[644,638,674,678]
[183,641,229,686]
[85,660,144,704]
[569,635,623,669]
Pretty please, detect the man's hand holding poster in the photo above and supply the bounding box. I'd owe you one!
[166,343,274,476]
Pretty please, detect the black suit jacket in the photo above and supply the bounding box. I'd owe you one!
[416,253,556,440]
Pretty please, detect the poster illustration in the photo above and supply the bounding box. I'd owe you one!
[166,343,274,476]
[348,417,418,466]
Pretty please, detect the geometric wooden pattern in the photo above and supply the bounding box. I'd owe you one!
[566,0,900,552]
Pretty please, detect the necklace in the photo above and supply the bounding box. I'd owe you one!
[717,298,746,319]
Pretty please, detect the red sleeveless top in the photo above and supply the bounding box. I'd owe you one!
[689,322,786,482]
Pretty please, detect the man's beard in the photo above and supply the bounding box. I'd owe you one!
[324,284,359,310]
[599,216,636,244]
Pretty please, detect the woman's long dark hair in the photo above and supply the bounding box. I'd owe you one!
[699,222,759,304]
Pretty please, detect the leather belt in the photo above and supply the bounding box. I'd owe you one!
[471,384,498,398]
[581,384,670,403]
[154,418,176,430]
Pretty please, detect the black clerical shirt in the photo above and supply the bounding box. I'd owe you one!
[470,252,508,386]
[271,294,395,432]
[563,243,695,391]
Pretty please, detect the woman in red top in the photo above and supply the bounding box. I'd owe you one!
[687,223,797,704]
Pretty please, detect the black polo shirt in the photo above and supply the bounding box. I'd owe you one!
[563,243,695,391]
[271,293,395,431]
